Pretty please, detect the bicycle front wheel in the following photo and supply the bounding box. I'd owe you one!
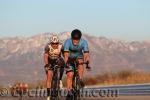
[51,68,60,100]
[73,76,81,100]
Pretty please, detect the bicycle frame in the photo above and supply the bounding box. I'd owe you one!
[72,61,89,100]
[51,64,60,100]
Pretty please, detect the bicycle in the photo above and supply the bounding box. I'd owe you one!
[50,61,61,100]
[14,84,28,100]
[66,59,91,100]
[17,88,24,100]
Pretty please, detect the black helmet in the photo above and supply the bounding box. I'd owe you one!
[71,29,82,40]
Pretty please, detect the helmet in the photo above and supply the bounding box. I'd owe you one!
[71,29,82,40]
[50,35,59,43]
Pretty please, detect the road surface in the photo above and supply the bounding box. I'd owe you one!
[0,96,150,100]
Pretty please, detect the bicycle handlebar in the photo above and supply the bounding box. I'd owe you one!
[77,61,91,70]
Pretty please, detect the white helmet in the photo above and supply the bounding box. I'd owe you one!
[50,35,59,43]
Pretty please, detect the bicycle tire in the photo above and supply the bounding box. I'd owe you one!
[51,67,60,100]
[73,74,81,100]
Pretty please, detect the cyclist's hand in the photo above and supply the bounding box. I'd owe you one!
[44,64,50,71]
[86,61,91,71]
[86,66,91,71]
[85,55,90,64]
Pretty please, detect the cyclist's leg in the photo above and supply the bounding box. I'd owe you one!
[66,70,74,99]
[66,64,74,90]
[55,57,65,89]
[77,57,85,88]
[46,69,53,97]
[47,70,53,88]
[77,57,84,80]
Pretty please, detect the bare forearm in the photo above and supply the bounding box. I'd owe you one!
[64,52,69,64]
[84,53,90,63]
[44,53,49,65]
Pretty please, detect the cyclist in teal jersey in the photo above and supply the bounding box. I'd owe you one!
[63,29,91,92]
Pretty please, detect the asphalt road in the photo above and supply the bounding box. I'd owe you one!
[1,84,150,100]
[0,96,150,100]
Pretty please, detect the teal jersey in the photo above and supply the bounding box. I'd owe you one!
[64,38,89,58]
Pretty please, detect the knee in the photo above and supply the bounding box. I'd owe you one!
[47,71,53,80]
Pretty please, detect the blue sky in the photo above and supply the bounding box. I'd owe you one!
[0,0,150,41]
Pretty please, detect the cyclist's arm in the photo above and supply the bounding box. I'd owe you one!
[44,53,49,65]
[64,51,69,64]
[63,39,70,64]
[83,40,90,63]
[60,44,64,57]
[84,52,90,63]
[44,45,49,65]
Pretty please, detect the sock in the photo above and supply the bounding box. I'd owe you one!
[47,88,51,96]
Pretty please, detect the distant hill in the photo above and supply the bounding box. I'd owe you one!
[0,32,150,85]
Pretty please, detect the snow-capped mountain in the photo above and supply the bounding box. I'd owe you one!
[0,32,150,85]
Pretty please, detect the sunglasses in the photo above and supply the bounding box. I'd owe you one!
[51,43,59,45]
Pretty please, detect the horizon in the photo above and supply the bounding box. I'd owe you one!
[1,31,150,42]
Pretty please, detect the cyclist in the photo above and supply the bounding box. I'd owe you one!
[13,83,28,99]
[63,29,90,94]
[44,35,65,100]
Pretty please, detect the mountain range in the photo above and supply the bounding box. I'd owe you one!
[0,32,150,86]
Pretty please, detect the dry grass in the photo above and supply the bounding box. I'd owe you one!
[9,70,150,88]
[84,70,150,86]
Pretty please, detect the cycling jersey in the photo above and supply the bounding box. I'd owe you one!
[44,43,65,74]
[45,43,63,59]
[64,38,89,59]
